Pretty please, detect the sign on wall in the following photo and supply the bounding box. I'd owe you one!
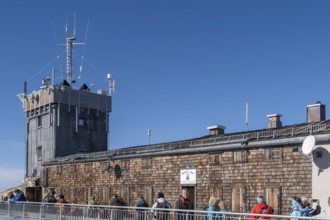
[180,169,197,185]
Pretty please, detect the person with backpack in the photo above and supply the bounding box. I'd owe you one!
[152,192,172,220]
[249,195,274,220]
[43,190,57,203]
[136,195,148,220]
[175,188,193,220]
[207,196,222,220]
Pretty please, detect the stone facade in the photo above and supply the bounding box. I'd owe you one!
[44,144,312,215]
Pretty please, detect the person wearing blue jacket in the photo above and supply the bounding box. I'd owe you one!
[9,189,27,203]
[291,197,313,220]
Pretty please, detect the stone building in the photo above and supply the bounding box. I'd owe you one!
[38,102,330,216]
[15,25,330,217]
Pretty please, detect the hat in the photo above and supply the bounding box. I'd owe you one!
[158,192,164,198]
[257,195,265,203]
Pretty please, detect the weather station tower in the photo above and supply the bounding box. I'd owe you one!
[17,18,115,200]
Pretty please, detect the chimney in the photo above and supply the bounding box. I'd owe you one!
[207,125,225,135]
[307,101,326,123]
[267,114,282,129]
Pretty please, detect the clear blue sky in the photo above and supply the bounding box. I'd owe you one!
[1,0,330,191]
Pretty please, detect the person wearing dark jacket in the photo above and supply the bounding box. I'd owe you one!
[175,188,193,220]
[136,196,148,220]
[9,189,27,203]
[250,195,274,220]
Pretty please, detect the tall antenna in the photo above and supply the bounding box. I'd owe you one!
[147,129,151,145]
[63,13,85,86]
[65,14,68,37]
[245,100,249,130]
[78,19,90,79]
[73,11,76,37]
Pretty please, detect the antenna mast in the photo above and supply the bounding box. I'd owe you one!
[66,36,76,85]
[64,12,84,86]
[107,73,116,96]
[245,100,249,129]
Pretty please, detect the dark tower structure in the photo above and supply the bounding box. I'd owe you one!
[17,23,115,199]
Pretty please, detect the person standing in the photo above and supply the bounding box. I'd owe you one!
[9,189,27,203]
[250,195,274,220]
[136,195,148,220]
[207,197,221,220]
[152,192,172,220]
[175,188,193,220]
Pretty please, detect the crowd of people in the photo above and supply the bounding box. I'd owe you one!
[1,187,329,219]
[0,189,27,203]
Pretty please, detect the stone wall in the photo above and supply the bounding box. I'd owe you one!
[45,144,312,215]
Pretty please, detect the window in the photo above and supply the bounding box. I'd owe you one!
[70,188,76,203]
[78,118,85,126]
[69,164,76,173]
[233,151,247,163]
[231,187,246,212]
[41,167,48,187]
[36,146,42,160]
[209,153,222,165]
[143,187,153,207]
[122,160,130,170]
[120,186,130,206]
[265,148,282,161]
[141,158,152,168]
[265,187,281,214]
[37,116,42,127]
[101,162,109,172]
[210,187,223,200]
[56,166,62,174]
[102,187,110,204]
[84,164,92,173]
[85,187,92,204]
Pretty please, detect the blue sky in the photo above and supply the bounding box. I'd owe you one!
[1,0,330,191]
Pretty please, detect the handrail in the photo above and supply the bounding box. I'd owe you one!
[0,202,329,220]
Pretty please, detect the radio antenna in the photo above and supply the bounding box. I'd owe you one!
[73,11,76,37]
[61,13,85,86]
[245,100,249,130]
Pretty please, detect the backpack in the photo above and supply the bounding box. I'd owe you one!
[155,201,170,220]
[43,195,50,203]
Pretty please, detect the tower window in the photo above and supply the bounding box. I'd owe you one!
[37,116,42,127]
[36,146,42,160]
[79,118,85,126]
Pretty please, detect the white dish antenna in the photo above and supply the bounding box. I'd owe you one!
[302,135,315,155]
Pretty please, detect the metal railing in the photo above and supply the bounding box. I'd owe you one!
[51,121,329,163]
[0,202,329,220]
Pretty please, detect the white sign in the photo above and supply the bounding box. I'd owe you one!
[180,169,196,185]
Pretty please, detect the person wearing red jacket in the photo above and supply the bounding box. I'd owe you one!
[250,195,274,220]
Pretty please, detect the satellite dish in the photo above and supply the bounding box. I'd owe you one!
[302,135,315,155]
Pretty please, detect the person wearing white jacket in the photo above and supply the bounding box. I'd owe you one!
[152,192,172,220]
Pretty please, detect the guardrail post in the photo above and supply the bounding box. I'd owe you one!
[39,205,41,220]
[7,203,10,216]
[22,203,25,219]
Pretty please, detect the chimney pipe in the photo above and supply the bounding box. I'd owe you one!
[207,125,225,135]
[267,114,282,129]
[307,101,325,123]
